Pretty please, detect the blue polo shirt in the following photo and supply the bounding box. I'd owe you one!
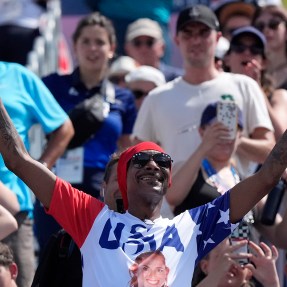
[42,68,137,170]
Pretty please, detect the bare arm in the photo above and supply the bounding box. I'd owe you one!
[272,207,287,248]
[0,181,19,215]
[252,193,287,249]
[39,119,74,169]
[236,127,275,164]
[267,89,287,141]
[0,205,18,240]
[230,129,287,222]
[0,100,56,208]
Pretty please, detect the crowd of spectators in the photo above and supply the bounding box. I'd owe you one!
[0,0,287,287]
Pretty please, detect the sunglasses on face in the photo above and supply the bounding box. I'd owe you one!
[230,44,264,56]
[131,89,149,99]
[254,18,284,32]
[131,152,173,169]
[131,38,156,48]
[109,75,126,85]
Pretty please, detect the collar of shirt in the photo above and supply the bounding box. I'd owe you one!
[71,67,102,97]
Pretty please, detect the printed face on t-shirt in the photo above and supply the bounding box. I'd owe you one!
[136,254,169,287]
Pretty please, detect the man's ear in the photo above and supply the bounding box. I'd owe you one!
[198,127,204,137]
[216,31,222,43]
[157,40,165,58]
[174,34,180,46]
[199,259,209,275]
[9,263,18,280]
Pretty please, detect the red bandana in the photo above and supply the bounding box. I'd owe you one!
[117,142,172,210]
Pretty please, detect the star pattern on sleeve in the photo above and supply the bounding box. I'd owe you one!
[203,238,215,249]
[190,193,234,265]
[206,202,215,216]
[217,209,229,225]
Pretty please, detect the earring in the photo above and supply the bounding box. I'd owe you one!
[101,187,105,197]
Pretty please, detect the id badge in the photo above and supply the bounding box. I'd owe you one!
[55,147,84,183]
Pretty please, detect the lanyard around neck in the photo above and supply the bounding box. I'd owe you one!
[202,158,240,193]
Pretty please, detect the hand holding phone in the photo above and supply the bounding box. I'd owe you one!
[229,238,249,265]
[229,221,250,265]
[217,101,238,139]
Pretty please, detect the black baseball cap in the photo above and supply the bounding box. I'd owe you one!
[230,26,266,49]
[176,5,220,33]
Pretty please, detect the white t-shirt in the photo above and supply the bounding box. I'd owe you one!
[48,178,238,287]
[133,72,273,178]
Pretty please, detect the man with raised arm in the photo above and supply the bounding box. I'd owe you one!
[0,99,286,286]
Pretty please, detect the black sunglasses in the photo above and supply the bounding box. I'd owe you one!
[254,18,284,32]
[109,75,126,85]
[132,89,149,99]
[230,44,264,56]
[131,152,173,169]
[132,38,156,48]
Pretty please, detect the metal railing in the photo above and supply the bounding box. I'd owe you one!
[26,0,62,77]
[27,0,62,159]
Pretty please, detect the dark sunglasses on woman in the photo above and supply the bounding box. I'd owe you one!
[230,44,264,56]
[254,18,285,32]
[131,152,173,169]
[131,38,156,48]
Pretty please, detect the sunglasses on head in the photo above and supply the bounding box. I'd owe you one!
[254,18,284,32]
[131,38,156,48]
[230,44,264,56]
[131,152,173,169]
[132,89,149,99]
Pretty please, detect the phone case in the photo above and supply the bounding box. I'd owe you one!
[217,101,238,139]
[229,238,249,265]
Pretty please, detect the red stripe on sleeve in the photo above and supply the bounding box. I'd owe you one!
[46,177,105,247]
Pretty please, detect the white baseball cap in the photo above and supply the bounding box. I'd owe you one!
[109,56,138,76]
[126,18,163,42]
[125,66,166,87]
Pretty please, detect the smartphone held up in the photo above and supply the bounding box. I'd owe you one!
[217,101,239,140]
